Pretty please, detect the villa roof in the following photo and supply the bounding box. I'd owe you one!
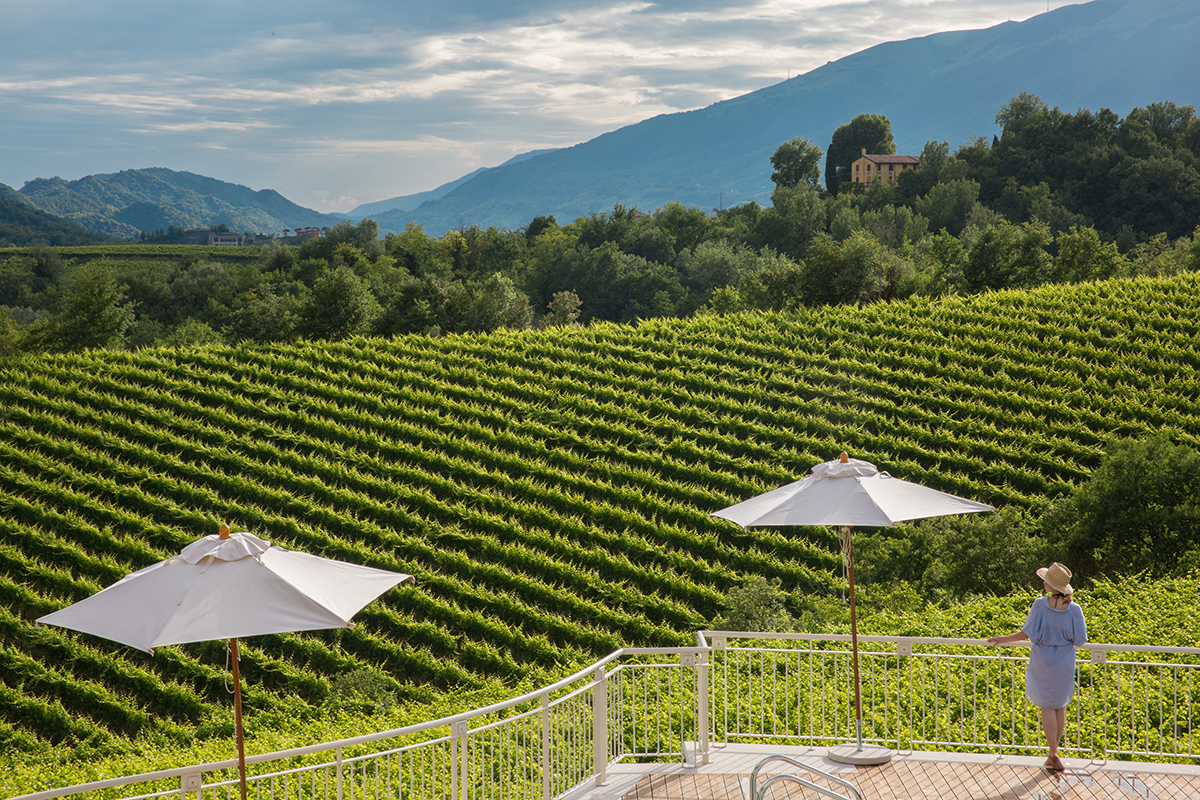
[860,153,920,165]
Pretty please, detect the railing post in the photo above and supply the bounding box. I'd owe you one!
[180,772,201,800]
[453,720,469,800]
[592,666,607,786]
[541,695,551,800]
[697,649,710,765]
[335,747,343,800]
[680,652,696,764]
[712,635,726,746]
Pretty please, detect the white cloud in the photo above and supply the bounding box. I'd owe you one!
[0,0,1055,210]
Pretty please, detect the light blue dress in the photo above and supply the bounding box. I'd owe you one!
[1021,596,1087,709]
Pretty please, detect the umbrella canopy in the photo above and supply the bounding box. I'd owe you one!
[38,527,413,799]
[39,530,413,652]
[711,454,993,763]
[711,456,993,530]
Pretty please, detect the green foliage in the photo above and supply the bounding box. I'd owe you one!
[753,186,826,260]
[962,218,1052,291]
[34,261,135,352]
[770,137,824,190]
[299,265,381,340]
[1043,435,1200,580]
[542,291,582,328]
[712,576,794,632]
[468,272,532,333]
[1052,225,1129,282]
[855,508,1049,601]
[326,667,398,715]
[914,179,979,237]
[801,230,915,304]
[0,310,23,359]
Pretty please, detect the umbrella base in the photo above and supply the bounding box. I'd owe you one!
[827,743,895,765]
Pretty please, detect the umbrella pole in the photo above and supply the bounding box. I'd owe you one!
[230,637,248,800]
[845,527,863,750]
[828,530,895,766]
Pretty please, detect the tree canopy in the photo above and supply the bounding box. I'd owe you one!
[825,114,896,195]
[770,137,824,190]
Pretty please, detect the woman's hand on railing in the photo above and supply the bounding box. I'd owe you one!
[987,631,1029,646]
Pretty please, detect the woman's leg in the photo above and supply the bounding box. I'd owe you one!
[1041,707,1065,768]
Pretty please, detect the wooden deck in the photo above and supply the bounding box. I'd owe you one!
[565,744,1200,800]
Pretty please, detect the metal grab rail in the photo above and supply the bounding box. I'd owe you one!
[750,755,863,800]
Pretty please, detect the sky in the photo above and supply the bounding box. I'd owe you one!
[0,0,1060,213]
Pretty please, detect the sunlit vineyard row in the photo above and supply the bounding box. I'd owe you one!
[1,272,1198,752]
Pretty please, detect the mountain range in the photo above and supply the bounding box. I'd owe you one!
[365,0,1200,233]
[4,0,1198,241]
[4,168,343,241]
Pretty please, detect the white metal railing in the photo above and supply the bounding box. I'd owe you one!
[704,631,1200,762]
[13,633,1200,800]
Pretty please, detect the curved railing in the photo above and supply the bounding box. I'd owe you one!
[13,633,1200,800]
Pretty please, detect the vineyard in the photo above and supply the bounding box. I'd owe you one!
[15,244,263,262]
[1,273,1199,769]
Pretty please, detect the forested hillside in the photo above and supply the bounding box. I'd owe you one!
[0,190,109,247]
[2,97,1195,360]
[2,273,1199,780]
[14,169,342,240]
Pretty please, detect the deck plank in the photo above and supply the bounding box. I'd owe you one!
[617,758,1200,800]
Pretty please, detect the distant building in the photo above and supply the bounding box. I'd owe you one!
[208,232,260,246]
[180,229,263,246]
[294,227,320,240]
[851,148,920,186]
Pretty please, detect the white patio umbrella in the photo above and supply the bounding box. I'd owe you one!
[712,453,993,764]
[38,524,414,800]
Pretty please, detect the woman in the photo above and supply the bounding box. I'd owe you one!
[987,562,1087,771]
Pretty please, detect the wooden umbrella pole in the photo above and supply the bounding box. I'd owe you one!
[230,637,248,800]
[845,527,863,750]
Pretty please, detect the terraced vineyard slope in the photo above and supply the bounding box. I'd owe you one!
[2,273,1199,755]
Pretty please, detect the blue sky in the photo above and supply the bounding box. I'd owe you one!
[0,0,1056,212]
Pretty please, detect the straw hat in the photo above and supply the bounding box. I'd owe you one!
[1037,562,1074,595]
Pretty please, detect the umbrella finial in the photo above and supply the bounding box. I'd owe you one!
[219,523,231,540]
[839,452,849,463]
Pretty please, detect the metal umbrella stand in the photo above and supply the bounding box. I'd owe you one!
[712,453,993,764]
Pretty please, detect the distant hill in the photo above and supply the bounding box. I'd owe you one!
[388,0,1200,233]
[341,168,489,220]
[346,149,559,223]
[15,168,343,240]
[0,184,109,246]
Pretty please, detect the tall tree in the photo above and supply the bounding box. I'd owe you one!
[41,261,135,352]
[769,137,824,190]
[299,265,380,340]
[825,114,895,195]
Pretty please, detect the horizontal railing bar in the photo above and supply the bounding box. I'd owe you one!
[701,631,1200,657]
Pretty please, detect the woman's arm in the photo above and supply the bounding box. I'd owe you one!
[987,631,1029,646]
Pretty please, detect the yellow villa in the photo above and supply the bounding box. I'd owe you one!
[851,147,920,186]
